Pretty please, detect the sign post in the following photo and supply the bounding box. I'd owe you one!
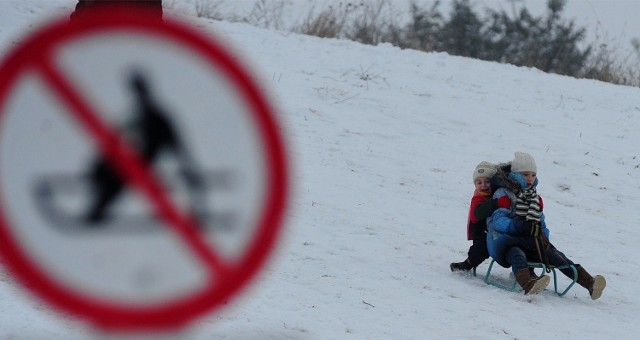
[0,9,288,331]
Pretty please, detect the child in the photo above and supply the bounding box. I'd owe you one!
[487,152,606,299]
[450,161,501,272]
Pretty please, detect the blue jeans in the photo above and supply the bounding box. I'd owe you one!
[505,240,579,278]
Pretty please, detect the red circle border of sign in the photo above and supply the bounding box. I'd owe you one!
[0,9,289,331]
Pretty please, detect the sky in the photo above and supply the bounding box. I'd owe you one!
[0,0,639,339]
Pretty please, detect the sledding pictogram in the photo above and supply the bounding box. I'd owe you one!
[0,9,288,331]
[32,70,236,232]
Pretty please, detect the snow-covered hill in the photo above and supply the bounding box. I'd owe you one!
[0,1,639,339]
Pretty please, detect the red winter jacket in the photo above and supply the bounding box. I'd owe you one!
[466,189,491,240]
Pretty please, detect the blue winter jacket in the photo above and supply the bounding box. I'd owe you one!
[486,172,550,267]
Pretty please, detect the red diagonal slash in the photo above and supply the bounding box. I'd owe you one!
[34,56,231,279]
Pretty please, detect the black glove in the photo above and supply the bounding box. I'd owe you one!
[474,198,499,220]
[524,220,542,237]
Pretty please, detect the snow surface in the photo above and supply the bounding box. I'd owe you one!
[0,0,639,339]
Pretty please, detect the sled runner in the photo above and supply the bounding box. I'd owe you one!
[475,259,578,296]
[32,170,237,233]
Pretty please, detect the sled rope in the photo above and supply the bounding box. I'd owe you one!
[531,222,551,273]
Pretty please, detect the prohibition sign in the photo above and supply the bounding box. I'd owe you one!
[0,10,288,330]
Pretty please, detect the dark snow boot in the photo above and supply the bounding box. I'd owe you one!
[515,268,550,295]
[577,266,606,300]
[450,259,473,272]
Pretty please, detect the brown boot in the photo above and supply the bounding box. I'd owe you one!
[515,268,550,295]
[528,268,539,280]
[577,266,606,300]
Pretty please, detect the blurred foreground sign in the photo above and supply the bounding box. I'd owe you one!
[0,9,288,331]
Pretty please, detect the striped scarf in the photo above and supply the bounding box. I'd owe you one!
[514,188,541,221]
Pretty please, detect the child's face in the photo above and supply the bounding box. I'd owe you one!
[520,171,537,188]
[474,177,492,192]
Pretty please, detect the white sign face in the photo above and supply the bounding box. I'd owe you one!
[0,11,288,329]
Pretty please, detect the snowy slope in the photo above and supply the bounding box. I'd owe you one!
[0,1,639,339]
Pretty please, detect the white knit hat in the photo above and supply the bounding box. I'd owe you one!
[511,152,537,173]
[473,161,497,182]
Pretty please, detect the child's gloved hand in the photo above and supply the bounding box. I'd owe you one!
[524,220,542,237]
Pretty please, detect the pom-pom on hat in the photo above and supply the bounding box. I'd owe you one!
[511,152,537,173]
[473,161,497,182]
